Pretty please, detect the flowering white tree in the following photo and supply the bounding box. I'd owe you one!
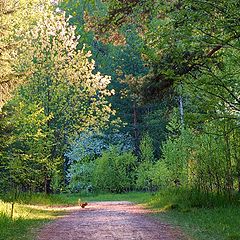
[17,8,115,143]
[6,5,116,192]
[0,0,55,110]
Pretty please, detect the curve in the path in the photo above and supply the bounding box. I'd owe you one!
[37,201,186,240]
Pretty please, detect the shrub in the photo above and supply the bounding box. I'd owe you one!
[136,133,156,191]
[93,147,137,193]
[67,161,95,193]
[135,161,153,191]
[150,161,171,188]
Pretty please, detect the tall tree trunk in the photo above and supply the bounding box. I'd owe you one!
[133,102,139,153]
[223,127,233,195]
[10,202,14,219]
[44,175,51,194]
[179,95,184,127]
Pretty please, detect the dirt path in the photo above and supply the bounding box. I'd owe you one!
[37,201,187,240]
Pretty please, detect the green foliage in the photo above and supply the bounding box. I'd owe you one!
[66,131,134,193]
[87,0,240,110]
[1,0,239,220]
[93,147,137,193]
[160,119,240,195]
[149,161,170,189]
[0,99,58,195]
[0,7,115,194]
[161,129,192,187]
[60,0,148,146]
[136,133,171,191]
[0,0,54,109]
[18,9,114,138]
[139,133,155,163]
[136,133,157,191]
[68,161,95,193]
[50,169,64,194]
[135,160,153,191]
[142,104,169,157]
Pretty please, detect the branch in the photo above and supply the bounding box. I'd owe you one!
[207,45,222,57]
[187,75,240,112]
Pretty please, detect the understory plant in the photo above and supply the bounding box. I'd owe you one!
[93,147,137,193]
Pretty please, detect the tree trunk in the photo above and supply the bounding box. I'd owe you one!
[44,176,51,194]
[133,102,139,153]
[238,174,240,193]
[179,95,184,127]
[10,202,14,219]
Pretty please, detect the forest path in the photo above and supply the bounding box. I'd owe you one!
[37,201,187,240]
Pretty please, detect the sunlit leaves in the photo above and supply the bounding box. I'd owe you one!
[18,9,115,136]
[0,0,55,109]
[1,3,115,193]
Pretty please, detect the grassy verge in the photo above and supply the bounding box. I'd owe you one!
[0,200,65,240]
[153,206,240,240]
[147,189,240,240]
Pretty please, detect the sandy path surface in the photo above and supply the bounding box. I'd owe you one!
[37,201,186,240]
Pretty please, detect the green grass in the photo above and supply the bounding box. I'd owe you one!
[0,200,65,240]
[84,191,152,203]
[16,192,82,206]
[154,206,240,240]
[1,190,240,240]
[147,190,240,240]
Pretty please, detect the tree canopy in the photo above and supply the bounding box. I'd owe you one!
[0,0,240,201]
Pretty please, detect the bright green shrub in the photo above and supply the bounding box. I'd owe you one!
[139,133,155,163]
[93,147,137,193]
[136,160,171,191]
[160,119,240,197]
[136,133,155,190]
[136,161,153,191]
[161,128,193,187]
[150,161,171,188]
[67,161,95,193]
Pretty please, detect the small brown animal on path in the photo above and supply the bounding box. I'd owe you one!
[37,201,188,240]
[79,202,88,208]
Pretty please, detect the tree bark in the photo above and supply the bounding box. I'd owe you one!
[179,95,184,127]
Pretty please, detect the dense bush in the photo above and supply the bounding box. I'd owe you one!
[149,161,171,189]
[66,132,134,192]
[67,161,95,193]
[160,120,240,196]
[136,133,155,190]
[93,147,137,193]
[135,161,170,191]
